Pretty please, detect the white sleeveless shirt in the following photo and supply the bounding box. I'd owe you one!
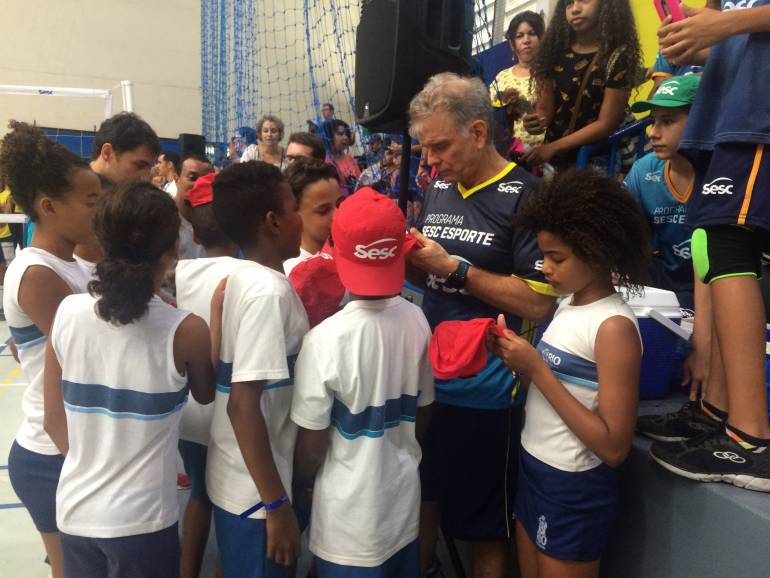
[3,247,91,455]
[521,292,641,472]
[51,293,191,538]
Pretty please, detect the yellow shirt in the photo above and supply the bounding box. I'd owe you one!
[0,188,12,239]
[489,67,544,147]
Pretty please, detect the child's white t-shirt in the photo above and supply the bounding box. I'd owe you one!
[521,292,641,472]
[291,296,435,567]
[206,261,309,518]
[52,294,191,538]
[3,247,91,455]
[176,256,247,445]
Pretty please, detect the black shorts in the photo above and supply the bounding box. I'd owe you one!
[687,143,770,232]
[420,402,522,542]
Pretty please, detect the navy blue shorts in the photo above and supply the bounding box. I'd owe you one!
[316,539,419,578]
[515,449,618,562]
[420,402,521,541]
[179,440,208,501]
[687,143,770,232]
[8,440,64,533]
[213,505,288,578]
[60,523,179,578]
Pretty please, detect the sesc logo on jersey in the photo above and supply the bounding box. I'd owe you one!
[701,177,734,195]
[433,180,451,190]
[498,180,524,194]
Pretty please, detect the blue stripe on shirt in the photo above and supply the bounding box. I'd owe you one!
[331,394,418,440]
[536,341,598,389]
[62,380,189,419]
[10,324,46,350]
[216,355,298,393]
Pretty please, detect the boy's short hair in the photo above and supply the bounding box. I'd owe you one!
[190,203,232,249]
[287,132,326,161]
[162,151,181,174]
[212,161,287,249]
[284,157,339,202]
[91,112,161,160]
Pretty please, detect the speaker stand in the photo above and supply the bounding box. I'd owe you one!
[397,128,412,216]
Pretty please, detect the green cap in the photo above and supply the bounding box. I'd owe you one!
[630,75,701,113]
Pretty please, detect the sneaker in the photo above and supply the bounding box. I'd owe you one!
[637,401,721,442]
[177,473,192,490]
[650,430,770,492]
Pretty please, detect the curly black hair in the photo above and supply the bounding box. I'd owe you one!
[532,0,643,91]
[89,182,180,325]
[518,169,650,294]
[0,121,90,221]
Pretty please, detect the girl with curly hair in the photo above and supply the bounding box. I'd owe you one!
[489,169,649,578]
[522,0,643,169]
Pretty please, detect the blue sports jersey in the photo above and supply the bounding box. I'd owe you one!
[416,163,550,410]
[624,153,693,284]
[681,0,770,152]
[651,50,702,78]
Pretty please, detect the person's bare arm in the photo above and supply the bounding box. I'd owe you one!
[660,4,770,65]
[522,87,630,166]
[408,229,554,323]
[522,79,555,136]
[228,381,299,566]
[415,405,432,444]
[684,276,712,400]
[294,427,330,489]
[18,266,72,336]
[43,339,68,455]
[174,315,215,404]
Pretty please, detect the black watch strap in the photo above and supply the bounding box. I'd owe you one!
[445,261,470,290]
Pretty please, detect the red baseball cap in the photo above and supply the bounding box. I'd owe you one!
[288,249,346,328]
[331,187,407,296]
[187,172,216,207]
[430,318,507,380]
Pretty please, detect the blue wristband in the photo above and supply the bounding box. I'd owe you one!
[239,495,289,519]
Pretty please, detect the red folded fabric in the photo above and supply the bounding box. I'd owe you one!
[430,318,507,380]
[288,247,346,328]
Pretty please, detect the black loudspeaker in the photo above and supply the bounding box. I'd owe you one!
[178,133,206,158]
[355,0,473,133]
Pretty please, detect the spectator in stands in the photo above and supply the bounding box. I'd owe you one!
[89,112,161,185]
[523,0,643,170]
[407,72,556,578]
[286,131,326,165]
[649,0,770,491]
[325,119,361,196]
[623,75,700,310]
[176,155,215,260]
[365,133,385,164]
[489,11,546,148]
[240,115,287,169]
[321,102,335,121]
[283,158,341,275]
[355,142,400,197]
[156,151,181,197]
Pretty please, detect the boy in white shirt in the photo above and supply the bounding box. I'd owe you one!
[175,171,245,578]
[206,161,308,577]
[291,189,435,577]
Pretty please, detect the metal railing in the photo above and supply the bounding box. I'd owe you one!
[575,117,653,176]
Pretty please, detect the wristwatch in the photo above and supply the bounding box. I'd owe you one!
[444,260,470,290]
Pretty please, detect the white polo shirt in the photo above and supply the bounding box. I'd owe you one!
[176,256,247,445]
[206,261,309,518]
[291,296,435,567]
